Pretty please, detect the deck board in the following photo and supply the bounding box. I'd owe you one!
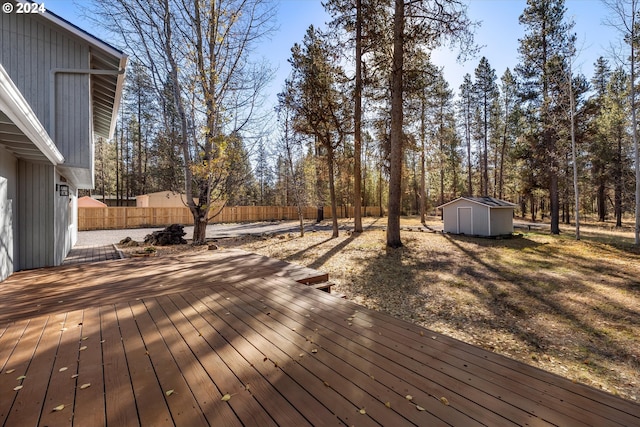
[229,279,517,426]
[73,307,107,427]
[114,302,174,427]
[0,249,637,426]
[266,277,640,426]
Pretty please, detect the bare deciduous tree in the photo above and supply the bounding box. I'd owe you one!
[92,0,276,244]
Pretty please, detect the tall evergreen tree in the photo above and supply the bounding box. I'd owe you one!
[498,68,519,200]
[516,0,575,234]
[473,57,499,196]
[387,0,475,247]
[459,73,474,196]
[283,26,352,238]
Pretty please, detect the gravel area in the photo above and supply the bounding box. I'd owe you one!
[76,220,344,246]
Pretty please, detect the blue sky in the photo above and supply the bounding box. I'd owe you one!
[46,0,621,107]
[431,0,620,91]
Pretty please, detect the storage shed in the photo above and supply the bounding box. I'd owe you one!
[77,196,107,208]
[438,197,516,237]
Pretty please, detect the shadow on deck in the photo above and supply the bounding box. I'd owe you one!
[0,249,637,426]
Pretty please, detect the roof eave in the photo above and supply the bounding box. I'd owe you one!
[0,64,63,165]
[437,197,517,209]
[107,55,128,139]
[42,8,125,59]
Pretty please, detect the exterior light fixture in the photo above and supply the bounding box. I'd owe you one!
[59,184,69,196]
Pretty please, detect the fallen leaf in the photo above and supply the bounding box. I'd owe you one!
[13,385,23,391]
[405,395,413,401]
[100,340,105,343]
[298,353,304,357]
[323,381,330,387]
[82,336,89,341]
[311,349,318,353]
[71,374,79,379]
[263,357,268,362]
[221,393,231,401]
[165,389,175,396]
[52,404,64,412]
[59,367,68,372]
[17,375,26,381]
[5,369,15,374]
[440,397,449,406]
[416,405,426,411]
[80,383,91,389]
[385,401,391,408]
[419,331,424,336]
[79,346,87,351]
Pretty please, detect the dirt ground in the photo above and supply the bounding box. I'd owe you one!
[119,216,640,402]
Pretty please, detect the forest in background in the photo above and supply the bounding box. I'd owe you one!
[85,0,640,245]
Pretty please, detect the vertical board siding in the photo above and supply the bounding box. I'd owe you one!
[490,208,514,235]
[0,146,18,279]
[0,12,91,162]
[78,206,383,231]
[17,160,54,269]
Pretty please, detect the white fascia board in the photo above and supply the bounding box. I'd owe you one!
[108,55,128,139]
[0,65,64,165]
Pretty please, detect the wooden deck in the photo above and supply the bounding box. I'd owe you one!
[0,250,637,426]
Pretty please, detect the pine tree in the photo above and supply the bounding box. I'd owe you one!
[387,0,475,247]
[459,73,474,196]
[473,57,499,196]
[516,0,575,234]
[283,26,352,238]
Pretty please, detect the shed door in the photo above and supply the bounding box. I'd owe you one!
[458,207,472,235]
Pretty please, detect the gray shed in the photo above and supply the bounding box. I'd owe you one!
[438,197,516,237]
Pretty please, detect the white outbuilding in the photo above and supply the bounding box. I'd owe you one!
[438,197,516,237]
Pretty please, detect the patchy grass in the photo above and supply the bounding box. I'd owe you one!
[122,216,640,402]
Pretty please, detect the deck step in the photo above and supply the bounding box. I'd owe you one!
[308,281,334,293]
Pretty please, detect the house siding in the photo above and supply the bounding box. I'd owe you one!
[17,160,55,269]
[0,12,91,168]
[0,145,17,281]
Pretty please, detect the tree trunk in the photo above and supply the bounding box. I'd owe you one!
[466,106,472,196]
[386,0,404,248]
[192,210,207,244]
[327,142,339,238]
[353,0,363,233]
[569,71,580,239]
[597,181,606,222]
[420,99,426,224]
[615,136,623,227]
[550,172,560,234]
[483,94,489,195]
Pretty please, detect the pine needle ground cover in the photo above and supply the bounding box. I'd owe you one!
[225,218,640,403]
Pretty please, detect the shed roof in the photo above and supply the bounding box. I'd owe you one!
[437,196,517,209]
[78,196,107,207]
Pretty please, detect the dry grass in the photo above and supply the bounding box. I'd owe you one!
[121,216,640,402]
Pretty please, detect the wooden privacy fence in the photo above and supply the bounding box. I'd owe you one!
[78,205,382,231]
